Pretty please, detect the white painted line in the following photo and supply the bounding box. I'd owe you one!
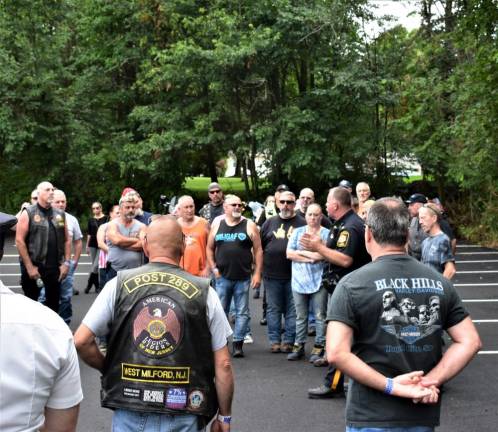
[463,299,498,303]
[6,285,21,289]
[456,270,498,274]
[478,351,498,355]
[2,254,91,257]
[455,283,498,287]
[457,245,484,248]
[456,260,498,264]
[457,252,498,255]
[473,319,498,323]
[0,263,91,266]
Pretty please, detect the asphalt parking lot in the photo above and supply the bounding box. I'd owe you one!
[1,239,497,431]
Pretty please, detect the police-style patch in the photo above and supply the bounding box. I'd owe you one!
[166,388,187,409]
[132,294,184,358]
[336,230,350,248]
[142,389,165,404]
[33,214,42,223]
[123,387,141,399]
[188,389,205,410]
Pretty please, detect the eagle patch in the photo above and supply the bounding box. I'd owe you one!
[336,230,350,248]
[132,295,184,358]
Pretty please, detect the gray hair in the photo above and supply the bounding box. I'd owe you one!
[366,197,409,247]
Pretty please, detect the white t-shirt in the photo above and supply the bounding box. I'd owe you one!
[83,273,232,351]
[0,281,83,432]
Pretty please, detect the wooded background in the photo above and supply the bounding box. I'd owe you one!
[0,0,496,242]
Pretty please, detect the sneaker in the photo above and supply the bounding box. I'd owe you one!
[309,345,324,364]
[260,317,267,326]
[280,343,293,353]
[232,341,244,358]
[253,289,260,299]
[308,384,345,399]
[313,356,329,367]
[270,343,281,353]
[73,289,79,295]
[287,344,305,361]
[244,334,254,344]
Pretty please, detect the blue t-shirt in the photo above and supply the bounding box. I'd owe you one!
[421,232,454,274]
[287,226,330,294]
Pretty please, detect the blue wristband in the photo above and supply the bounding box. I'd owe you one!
[384,378,394,395]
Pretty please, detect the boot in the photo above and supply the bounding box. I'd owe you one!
[287,343,305,361]
[232,341,244,358]
[85,273,98,294]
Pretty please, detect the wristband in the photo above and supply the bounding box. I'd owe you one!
[217,414,231,424]
[384,377,394,395]
[63,260,71,266]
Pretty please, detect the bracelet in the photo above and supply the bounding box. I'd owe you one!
[63,260,71,266]
[384,377,394,395]
[217,414,231,424]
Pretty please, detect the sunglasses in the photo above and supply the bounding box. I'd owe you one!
[209,190,221,194]
[279,200,295,205]
[228,203,243,208]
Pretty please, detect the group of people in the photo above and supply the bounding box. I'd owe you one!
[0,177,482,432]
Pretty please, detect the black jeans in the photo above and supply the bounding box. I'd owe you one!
[21,262,61,313]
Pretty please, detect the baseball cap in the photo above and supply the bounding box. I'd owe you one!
[339,179,352,190]
[276,184,290,192]
[405,193,427,205]
[121,187,138,197]
[0,212,17,233]
[208,182,222,192]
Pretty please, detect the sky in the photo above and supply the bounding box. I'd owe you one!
[367,0,422,36]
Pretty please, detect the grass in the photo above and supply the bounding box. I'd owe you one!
[184,177,252,193]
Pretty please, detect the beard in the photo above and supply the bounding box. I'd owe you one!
[280,209,293,219]
[232,211,242,219]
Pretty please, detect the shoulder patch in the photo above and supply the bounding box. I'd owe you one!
[336,230,350,248]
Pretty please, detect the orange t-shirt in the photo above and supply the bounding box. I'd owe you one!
[180,218,209,276]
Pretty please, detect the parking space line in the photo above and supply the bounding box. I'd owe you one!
[1,273,90,277]
[463,299,498,303]
[0,263,91,266]
[2,254,91,258]
[456,270,498,274]
[473,320,498,323]
[457,252,498,255]
[478,351,498,355]
[455,283,498,287]
[456,260,498,263]
[457,245,484,248]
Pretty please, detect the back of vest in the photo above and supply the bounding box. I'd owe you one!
[214,219,253,280]
[101,262,218,420]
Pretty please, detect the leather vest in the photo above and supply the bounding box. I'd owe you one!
[101,263,218,420]
[25,205,66,265]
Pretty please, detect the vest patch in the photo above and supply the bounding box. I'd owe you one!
[124,272,200,299]
[188,389,205,410]
[166,388,187,409]
[132,295,184,357]
[121,363,190,384]
[336,230,350,248]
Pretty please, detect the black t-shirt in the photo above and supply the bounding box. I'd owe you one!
[328,254,468,428]
[260,214,306,279]
[38,205,59,268]
[87,216,109,248]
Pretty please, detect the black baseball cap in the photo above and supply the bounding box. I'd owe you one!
[0,212,17,233]
[338,179,352,190]
[405,193,427,205]
[276,184,290,192]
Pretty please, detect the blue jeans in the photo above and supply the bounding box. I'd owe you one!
[346,427,434,432]
[264,278,296,345]
[38,260,76,324]
[113,409,204,432]
[293,288,327,345]
[215,276,250,342]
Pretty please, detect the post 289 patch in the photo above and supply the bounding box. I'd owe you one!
[336,230,350,248]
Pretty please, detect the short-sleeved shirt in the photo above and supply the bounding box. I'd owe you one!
[66,212,83,241]
[0,281,83,432]
[88,216,109,248]
[287,226,329,294]
[260,214,306,279]
[82,276,232,352]
[421,232,454,274]
[408,217,427,261]
[328,254,468,428]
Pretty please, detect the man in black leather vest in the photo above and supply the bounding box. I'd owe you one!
[15,181,71,312]
[75,215,234,432]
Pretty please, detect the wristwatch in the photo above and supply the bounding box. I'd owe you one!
[217,414,231,424]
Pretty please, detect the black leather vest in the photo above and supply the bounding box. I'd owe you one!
[25,204,66,266]
[101,262,218,419]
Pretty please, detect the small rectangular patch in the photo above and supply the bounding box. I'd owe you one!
[121,363,190,384]
[336,230,350,248]
[166,388,187,409]
[123,387,141,399]
[142,389,165,404]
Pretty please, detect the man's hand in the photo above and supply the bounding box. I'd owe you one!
[59,262,69,281]
[210,419,230,432]
[213,268,221,279]
[27,264,40,280]
[251,273,261,290]
[299,233,322,252]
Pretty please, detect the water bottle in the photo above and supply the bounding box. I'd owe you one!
[36,278,44,289]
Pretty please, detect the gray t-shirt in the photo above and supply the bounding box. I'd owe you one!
[407,217,427,261]
[107,220,144,271]
[421,232,454,274]
[328,254,468,428]
[83,277,232,351]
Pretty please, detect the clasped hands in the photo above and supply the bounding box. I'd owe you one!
[392,371,440,404]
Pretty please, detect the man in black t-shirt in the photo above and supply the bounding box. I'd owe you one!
[326,198,481,431]
[260,191,306,353]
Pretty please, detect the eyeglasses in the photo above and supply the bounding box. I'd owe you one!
[279,200,295,205]
[31,197,38,200]
[228,203,243,208]
[209,190,221,194]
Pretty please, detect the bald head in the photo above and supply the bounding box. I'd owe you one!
[177,195,195,222]
[145,215,184,262]
[36,181,55,208]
